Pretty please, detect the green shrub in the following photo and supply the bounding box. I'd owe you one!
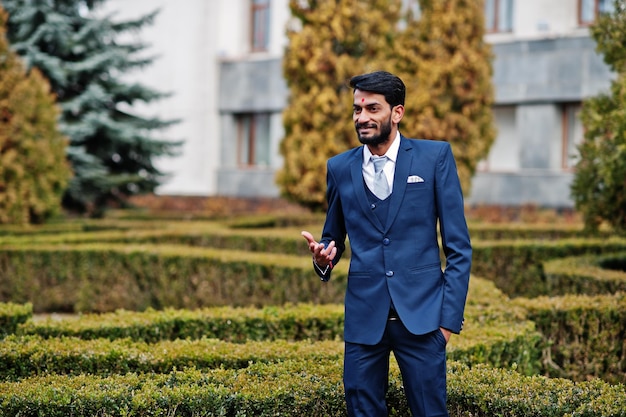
[0,301,31,337]
[543,252,626,296]
[471,238,626,297]
[515,292,626,384]
[599,252,626,272]
[18,303,345,343]
[448,362,626,417]
[0,335,344,380]
[572,3,626,236]
[0,7,71,225]
[0,244,346,312]
[0,362,624,416]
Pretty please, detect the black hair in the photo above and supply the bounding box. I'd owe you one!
[349,71,406,107]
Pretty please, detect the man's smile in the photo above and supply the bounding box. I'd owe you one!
[356,123,377,133]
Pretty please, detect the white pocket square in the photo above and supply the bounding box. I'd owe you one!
[407,175,424,183]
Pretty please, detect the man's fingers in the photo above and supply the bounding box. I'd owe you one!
[321,240,335,256]
[321,241,337,262]
[302,230,323,255]
[301,230,315,244]
[325,245,337,261]
[302,232,337,264]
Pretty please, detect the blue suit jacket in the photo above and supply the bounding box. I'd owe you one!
[317,136,472,345]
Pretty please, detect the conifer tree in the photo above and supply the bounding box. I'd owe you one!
[278,0,402,210]
[0,5,71,224]
[2,0,180,216]
[572,0,626,234]
[394,0,496,196]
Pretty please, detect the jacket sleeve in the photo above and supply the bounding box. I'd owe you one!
[435,143,472,333]
[314,160,347,281]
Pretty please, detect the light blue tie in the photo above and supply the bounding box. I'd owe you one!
[371,156,390,199]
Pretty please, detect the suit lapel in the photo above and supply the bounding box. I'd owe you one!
[385,137,413,232]
[350,153,385,231]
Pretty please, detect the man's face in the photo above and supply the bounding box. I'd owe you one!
[353,89,394,146]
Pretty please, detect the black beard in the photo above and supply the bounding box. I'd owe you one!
[356,117,393,146]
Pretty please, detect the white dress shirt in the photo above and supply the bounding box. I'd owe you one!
[362,131,401,196]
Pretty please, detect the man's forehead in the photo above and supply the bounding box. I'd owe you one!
[353,91,386,106]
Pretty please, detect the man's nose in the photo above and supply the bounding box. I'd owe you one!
[355,111,370,124]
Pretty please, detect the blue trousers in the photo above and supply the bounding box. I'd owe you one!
[343,319,448,417]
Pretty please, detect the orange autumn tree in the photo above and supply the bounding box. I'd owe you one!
[278,0,402,210]
[0,6,71,224]
[279,0,496,208]
[395,0,496,196]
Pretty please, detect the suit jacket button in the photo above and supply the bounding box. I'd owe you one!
[370,203,376,209]
[386,270,394,277]
[383,238,390,245]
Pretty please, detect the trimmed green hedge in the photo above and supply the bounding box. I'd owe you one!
[513,251,626,383]
[471,238,626,297]
[467,222,613,241]
[2,219,626,312]
[0,244,345,313]
[0,360,349,417]
[448,362,626,417]
[599,252,626,272]
[3,277,543,378]
[19,303,346,343]
[0,219,314,256]
[2,238,626,313]
[0,361,624,417]
[514,292,626,384]
[0,302,32,338]
[542,252,626,296]
[14,278,543,374]
[0,335,344,380]
[0,327,542,382]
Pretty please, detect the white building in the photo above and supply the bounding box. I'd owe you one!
[106,0,615,207]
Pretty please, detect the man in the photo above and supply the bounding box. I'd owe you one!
[301,71,472,417]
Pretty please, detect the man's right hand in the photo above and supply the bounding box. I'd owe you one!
[301,231,337,268]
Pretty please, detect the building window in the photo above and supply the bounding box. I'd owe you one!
[484,0,513,33]
[478,106,518,172]
[562,103,583,169]
[251,0,270,52]
[236,113,271,167]
[579,0,615,25]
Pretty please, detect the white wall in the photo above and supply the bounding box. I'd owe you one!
[487,0,589,43]
[99,0,219,195]
[216,0,247,58]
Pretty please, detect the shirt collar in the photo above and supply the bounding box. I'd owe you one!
[363,131,401,164]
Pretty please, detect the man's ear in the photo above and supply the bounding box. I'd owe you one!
[392,105,405,124]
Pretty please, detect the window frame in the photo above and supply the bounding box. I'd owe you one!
[250,0,270,52]
[236,113,271,168]
[579,0,615,26]
[484,0,514,33]
[561,102,584,171]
